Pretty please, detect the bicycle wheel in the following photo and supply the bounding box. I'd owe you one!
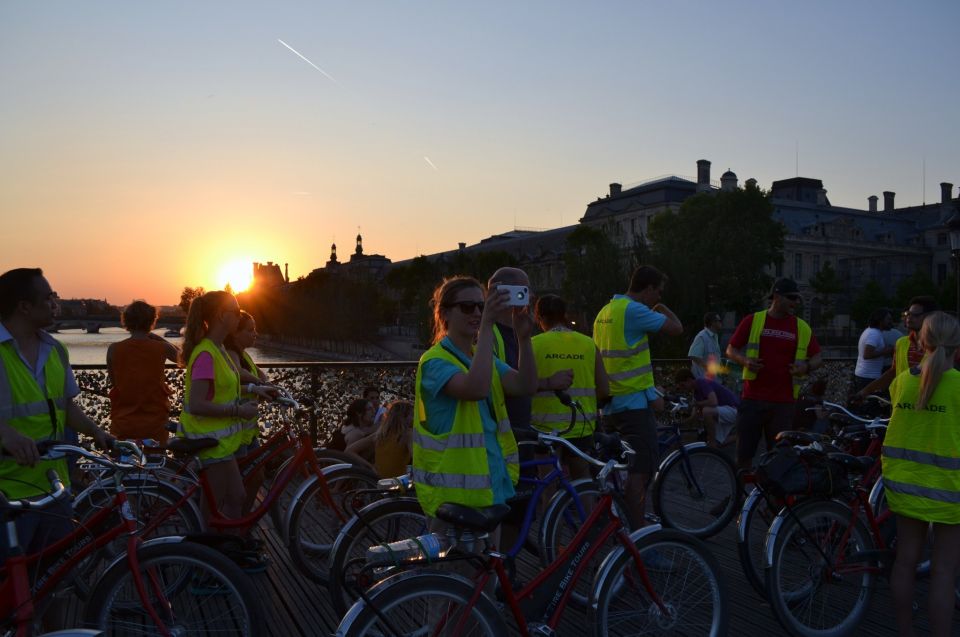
[71,476,203,599]
[735,486,784,599]
[328,496,428,616]
[766,499,874,637]
[286,463,380,584]
[83,540,264,636]
[539,480,631,606]
[591,527,728,636]
[651,445,738,538]
[337,570,506,637]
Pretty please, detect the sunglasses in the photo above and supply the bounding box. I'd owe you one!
[902,310,925,318]
[446,301,485,314]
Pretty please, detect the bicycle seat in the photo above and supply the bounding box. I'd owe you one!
[434,503,511,533]
[166,437,219,457]
[775,430,830,445]
[594,432,622,460]
[827,453,875,474]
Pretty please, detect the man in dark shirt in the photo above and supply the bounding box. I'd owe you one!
[675,369,739,447]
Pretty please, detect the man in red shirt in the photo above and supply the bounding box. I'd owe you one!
[726,278,822,470]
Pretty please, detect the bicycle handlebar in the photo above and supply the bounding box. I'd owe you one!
[821,401,889,426]
[0,469,69,511]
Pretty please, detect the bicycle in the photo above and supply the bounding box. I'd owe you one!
[0,442,264,636]
[327,393,632,616]
[736,399,889,599]
[650,393,739,538]
[335,431,728,637]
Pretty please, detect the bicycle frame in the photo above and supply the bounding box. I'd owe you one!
[425,493,666,636]
[1,476,174,636]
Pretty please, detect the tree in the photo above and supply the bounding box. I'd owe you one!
[647,183,785,325]
[850,280,889,329]
[562,225,627,326]
[808,261,843,326]
[178,286,205,315]
[891,268,938,312]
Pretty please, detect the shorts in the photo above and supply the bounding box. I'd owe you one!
[605,409,658,475]
[736,399,796,465]
[715,405,737,445]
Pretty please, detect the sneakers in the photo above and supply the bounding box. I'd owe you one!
[642,549,675,573]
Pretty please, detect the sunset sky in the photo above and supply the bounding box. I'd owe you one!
[3,1,959,305]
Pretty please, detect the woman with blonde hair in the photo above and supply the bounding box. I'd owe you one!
[882,311,960,637]
[373,400,414,478]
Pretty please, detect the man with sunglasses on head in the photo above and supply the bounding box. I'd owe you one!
[726,278,822,471]
[854,296,957,399]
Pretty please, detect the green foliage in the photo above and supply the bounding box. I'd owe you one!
[562,225,627,326]
[808,261,843,326]
[891,268,939,311]
[850,280,889,328]
[939,272,958,316]
[178,286,205,315]
[647,185,784,326]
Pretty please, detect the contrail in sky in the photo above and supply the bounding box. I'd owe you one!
[424,156,438,171]
[278,39,339,84]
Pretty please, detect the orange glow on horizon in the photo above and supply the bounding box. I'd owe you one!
[216,260,254,292]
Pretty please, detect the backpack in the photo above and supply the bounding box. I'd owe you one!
[756,444,846,498]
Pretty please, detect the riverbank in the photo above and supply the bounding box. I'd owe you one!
[254,335,406,363]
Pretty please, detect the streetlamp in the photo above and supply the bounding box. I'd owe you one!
[949,211,960,318]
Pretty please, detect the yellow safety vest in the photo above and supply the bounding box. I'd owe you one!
[492,324,507,362]
[882,369,960,524]
[531,330,598,439]
[741,310,812,399]
[412,341,519,517]
[894,335,911,375]
[180,339,245,461]
[239,351,260,445]
[0,339,70,498]
[593,297,654,395]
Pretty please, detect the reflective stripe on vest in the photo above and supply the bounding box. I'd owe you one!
[0,339,71,498]
[531,330,599,438]
[593,298,654,396]
[180,339,245,460]
[412,341,519,517]
[741,310,812,399]
[881,370,960,520]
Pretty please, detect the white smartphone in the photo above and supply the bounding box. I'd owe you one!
[497,284,529,306]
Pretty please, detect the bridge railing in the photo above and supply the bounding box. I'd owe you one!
[74,358,857,443]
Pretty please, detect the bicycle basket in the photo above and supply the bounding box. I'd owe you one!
[755,445,847,498]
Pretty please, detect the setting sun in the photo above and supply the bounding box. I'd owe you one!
[217,260,254,292]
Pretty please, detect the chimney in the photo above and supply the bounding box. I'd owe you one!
[458,242,466,251]
[942,182,954,205]
[609,183,622,197]
[868,195,878,212]
[284,263,289,283]
[696,159,711,192]
[883,191,895,212]
[817,188,828,206]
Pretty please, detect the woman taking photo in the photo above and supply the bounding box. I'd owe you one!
[107,300,180,443]
[179,291,269,524]
[882,311,960,637]
[413,276,536,528]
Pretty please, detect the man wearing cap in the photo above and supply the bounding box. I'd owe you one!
[688,312,723,379]
[725,278,822,471]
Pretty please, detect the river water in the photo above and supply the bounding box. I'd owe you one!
[53,328,300,365]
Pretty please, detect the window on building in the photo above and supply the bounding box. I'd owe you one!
[938,233,948,246]
[812,255,820,273]
[938,263,947,284]
[794,254,803,279]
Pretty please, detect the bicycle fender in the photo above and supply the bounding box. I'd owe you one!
[652,442,707,482]
[99,536,189,574]
[763,507,793,569]
[867,476,885,512]
[589,523,663,608]
[281,463,352,537]
[336,568,476,635]
[737,488,764,544]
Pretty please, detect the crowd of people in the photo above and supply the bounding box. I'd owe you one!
[2,263,959,636]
